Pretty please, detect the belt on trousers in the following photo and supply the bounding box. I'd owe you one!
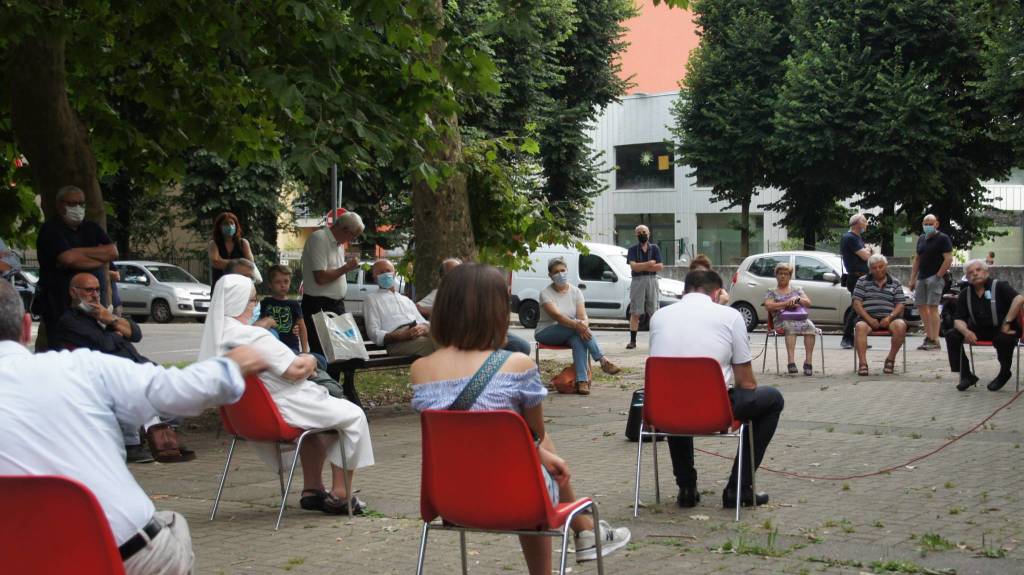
[120,517,163,561]
[633,272,657,277]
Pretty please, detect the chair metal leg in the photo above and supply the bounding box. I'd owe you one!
[591,502,606,575]
[902,341,907,373]
[415,523,430,575]
[633,427,644,517]
[459,531,468,575]
[210,436,237,520]
[761,332,769,373]
[276,435,306,530]
[1016,346,1020,392]
[274,443,286,497]
[558,522,572,575]
[535,342,540,365]
[819,331,826,375]
[734,424,744,522]
[969,344,975,376]
[747,421,756,496]
[774,333,780,374]
[651,429,661,504]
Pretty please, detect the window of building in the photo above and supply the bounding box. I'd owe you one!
[696,213,765,265]
[614,213,677,264]
[615,143,674,190]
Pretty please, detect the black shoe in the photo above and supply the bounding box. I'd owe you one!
[956,371,979,391]
[626,341,636,350]
[676,486,701,508]
[125,444,155,464]
[987,371,1012,392]
[840,338,853,350]
[300,489,329,511]
[722,487,769,508]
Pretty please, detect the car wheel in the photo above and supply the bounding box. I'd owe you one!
[733,302,758,332]
[518,300,539,329]
[195,316,207,324]
[151,299,172,324]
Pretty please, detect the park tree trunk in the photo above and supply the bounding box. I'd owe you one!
[411,0,478,296]
[8,0,105,228]
[880,203,895,256]
[739,196,751,258]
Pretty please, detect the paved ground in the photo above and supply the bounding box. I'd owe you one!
[89,324,1024,574]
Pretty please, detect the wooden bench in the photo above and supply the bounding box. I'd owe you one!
[325,317,418,408]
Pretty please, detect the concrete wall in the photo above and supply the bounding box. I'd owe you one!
[663,265,1024,288]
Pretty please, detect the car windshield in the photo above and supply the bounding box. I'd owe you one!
[20,270,38,283]
[145,265,198,284]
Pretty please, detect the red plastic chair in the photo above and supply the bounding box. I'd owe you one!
[965,309,1024,392]
[633,357,755,521]
[210,375,351,530]
[851,327,907,373]
[417,410,605,575]
[762,312,825,375]
[0,475,125,574]
[534,341,571,364]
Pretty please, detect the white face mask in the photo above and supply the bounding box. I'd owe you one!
[552,271,569,286]
[65,205,86,224]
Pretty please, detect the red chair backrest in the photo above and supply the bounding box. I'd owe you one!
[221,375,301,442]
[0,475,126,574]
[420,410,556,531]
[643,356,735,435]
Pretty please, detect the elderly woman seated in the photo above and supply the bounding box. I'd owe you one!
[852,254,908,375]
[199,274,374,514]
[763,262,817,375]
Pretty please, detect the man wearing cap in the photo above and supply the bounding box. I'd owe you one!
[627,225,662,349]
[300,210,364,357]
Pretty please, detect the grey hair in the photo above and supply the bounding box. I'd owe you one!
[0,280,25,342]
[964,258,988,272]
[439,257,462,278]
[634,224,650,234]
[849,213,867,227]
[56,185,84,203]
[547,256,568,274]
[774,261,793,274]
[868,254,888,267]
[332,211,365,235]
[225,258,256,275]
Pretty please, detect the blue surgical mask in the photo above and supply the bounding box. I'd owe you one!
[222,224,237,237]
[248,302,261,325]
[376,272,396,290]
[552,272,569,286]
[922,224,935,235]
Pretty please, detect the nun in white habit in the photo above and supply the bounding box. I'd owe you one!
[199,274,373,514]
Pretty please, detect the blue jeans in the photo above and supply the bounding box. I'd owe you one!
[535,324,604,382]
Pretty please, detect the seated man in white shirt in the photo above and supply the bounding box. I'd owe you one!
[0,280,268,575]
[365,259,438,357]
[649,269,785,509]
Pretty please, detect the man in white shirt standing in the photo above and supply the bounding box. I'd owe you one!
[365,259,437,357]
[649,269,785,509]
[0,280,268,575]
[300,210,364,357]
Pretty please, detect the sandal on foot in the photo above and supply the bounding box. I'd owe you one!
[857,364,869,376]
[300,489,328,511]
[323,494,366,516]
[803,363,813,376]
[883,359,895,375]
[787,363,798,375]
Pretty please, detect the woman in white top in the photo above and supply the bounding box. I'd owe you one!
[199,274,374,515]
[533,257,620,394]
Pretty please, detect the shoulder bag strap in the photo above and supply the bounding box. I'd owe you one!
[990,280,999,326]
[447,350,513,411]
[966,285,977,326]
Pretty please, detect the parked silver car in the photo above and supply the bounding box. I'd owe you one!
[115,261,211,323]
[728,251,918,332]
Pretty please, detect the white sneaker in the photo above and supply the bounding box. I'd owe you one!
[575,520,631,562]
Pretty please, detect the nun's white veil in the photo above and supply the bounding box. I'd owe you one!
[198,274,256,361]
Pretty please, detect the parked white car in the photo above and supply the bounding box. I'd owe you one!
[114,261,211,323]
[510,242,684,328]
[727,250,918,332]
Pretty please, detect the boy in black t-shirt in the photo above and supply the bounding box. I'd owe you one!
[261,265,308,354]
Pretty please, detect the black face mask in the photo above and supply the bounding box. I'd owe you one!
[637,234,648,243]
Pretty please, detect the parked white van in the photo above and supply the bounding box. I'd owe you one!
[510,242,684,328]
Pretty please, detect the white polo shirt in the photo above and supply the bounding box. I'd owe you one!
[648,292,752,386]
[301,227,347,299]
[364,288,428,346]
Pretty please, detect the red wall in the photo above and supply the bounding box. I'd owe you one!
[618,0,699,94]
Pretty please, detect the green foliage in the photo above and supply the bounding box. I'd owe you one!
[976,1,1024,161]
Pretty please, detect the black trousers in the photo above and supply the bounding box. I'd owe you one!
[300,295,345,358]
[667,386,785,490]
[945,325,1018,375]
[842,272,865,341]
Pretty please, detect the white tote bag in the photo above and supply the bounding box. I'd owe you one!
[312,311,370,362]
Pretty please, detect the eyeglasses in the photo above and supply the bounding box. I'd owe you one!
[73,286,100,294]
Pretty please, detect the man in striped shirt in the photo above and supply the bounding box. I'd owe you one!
[852,254,908,375]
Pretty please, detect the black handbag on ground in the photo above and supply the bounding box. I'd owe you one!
[624,389,663,442]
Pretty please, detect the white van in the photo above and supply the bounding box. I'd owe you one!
[510,242,684,328]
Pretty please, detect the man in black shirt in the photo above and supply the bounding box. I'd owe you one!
[839,214,871,349]
[946,260,1024,391]
[909,214,953,351]
[626,225,663,349]
[34,186,118,350]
